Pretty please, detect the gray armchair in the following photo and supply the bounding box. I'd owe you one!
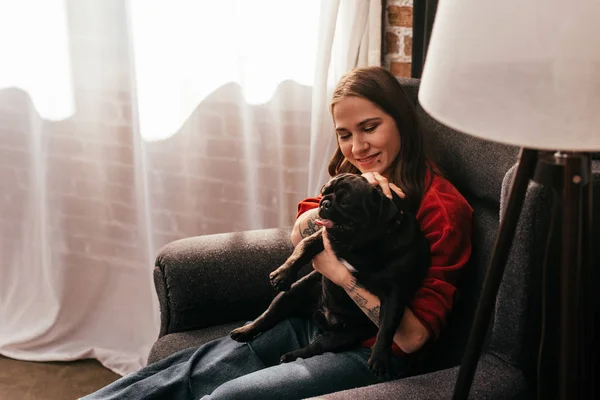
[147,79,600,399]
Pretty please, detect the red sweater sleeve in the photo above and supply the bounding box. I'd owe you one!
[296,197,321,220]
[411,176,473,339]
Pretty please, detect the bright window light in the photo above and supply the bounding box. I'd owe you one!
[129,0,321,141]
[0,0,74,120]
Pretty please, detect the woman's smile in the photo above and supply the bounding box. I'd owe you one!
[355,152,381,166]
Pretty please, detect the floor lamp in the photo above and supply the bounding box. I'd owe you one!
[418,1,598,399]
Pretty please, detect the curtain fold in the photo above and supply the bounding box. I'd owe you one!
[307,0,382,197]
[0,0,382,376]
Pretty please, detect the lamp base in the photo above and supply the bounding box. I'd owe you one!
[452,149,595,400]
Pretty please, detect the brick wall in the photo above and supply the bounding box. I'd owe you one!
[0,1,413,270]
[0,0,310,271]
[384,0,413,78]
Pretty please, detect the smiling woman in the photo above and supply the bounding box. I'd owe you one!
[333,98,401,179]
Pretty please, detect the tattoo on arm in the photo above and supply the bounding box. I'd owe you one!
[298,209,321,239]
[344,278,380,326]
[367,305,380,324]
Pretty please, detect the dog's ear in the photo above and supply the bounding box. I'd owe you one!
[320,183,328,195]
[376,191,401,224]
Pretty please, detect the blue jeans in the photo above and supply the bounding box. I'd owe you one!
[81,317,410,400]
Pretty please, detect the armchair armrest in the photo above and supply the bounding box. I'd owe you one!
[154,227,294,337]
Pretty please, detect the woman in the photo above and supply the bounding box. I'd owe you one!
[82,66,473,400]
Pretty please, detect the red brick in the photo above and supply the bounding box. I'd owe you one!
[101,124,134,146]
[57,215,95,237]
[73,179,135,204]
[284,170,309,192]
[0,148,29,169]
[260,210,280,228]
[173,214,205,235]
[387,6,413,27]
[147,151,185,173]
[201,220,237,235]
[223,117,245,138]
[281,124,311,146]
[46,135,84,155]
[200,158,244,182]
[110,202,138,225]
[283,145,310,167]
[106,164,135,187]
[153,232,185,247]
[212,201,248,222]
[257,188,280,209]
[120,104,132,123]
[102,222,138,242]
[404,35,413,56]
[255,122,279,144]
[76,99,121,122]
[151,211,176,233]
[281,110,311,127]
[0,128,28,150]
[47,156,104,182]
[85,142,133,165]
[59,251,110,270]
[156,173,189,195]
[206,138,244,160]
[59,195,111,218]
[256,166,281,185]
[386,32,399,55]
[190,114,224,138]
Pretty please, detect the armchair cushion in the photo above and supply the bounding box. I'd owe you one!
[153,227,292,336]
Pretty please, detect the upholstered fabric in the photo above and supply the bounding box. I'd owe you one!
[153,227,292,336]
[147,79,599,399]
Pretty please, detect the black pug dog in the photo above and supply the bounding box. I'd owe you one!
[230,173,431,375]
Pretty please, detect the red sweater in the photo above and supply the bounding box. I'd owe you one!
[296,174,473,355]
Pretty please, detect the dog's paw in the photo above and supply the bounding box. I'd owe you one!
[269,268,295,292]
[279,352,299,363]
[229,325,257,342]
[368,352,392,378]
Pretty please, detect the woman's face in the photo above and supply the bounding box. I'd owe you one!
[332,96,401,179]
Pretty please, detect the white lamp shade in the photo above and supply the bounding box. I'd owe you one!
[419,0,600,151]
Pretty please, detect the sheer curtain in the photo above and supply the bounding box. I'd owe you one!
[308,0,382,195]
[0,0,380,376]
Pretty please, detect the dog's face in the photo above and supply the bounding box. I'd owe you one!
[316,173,404,235]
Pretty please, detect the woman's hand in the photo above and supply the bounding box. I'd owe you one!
[311,229,352,287]
[361,172,405,200]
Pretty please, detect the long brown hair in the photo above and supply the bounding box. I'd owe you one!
[328,66,438,208]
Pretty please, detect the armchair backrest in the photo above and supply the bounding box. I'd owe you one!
[398,78,528,369]
[399,79,600,387]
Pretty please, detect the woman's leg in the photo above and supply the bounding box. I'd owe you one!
[80,317,320,400]
[202,345,411,400]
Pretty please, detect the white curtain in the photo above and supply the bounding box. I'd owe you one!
[0,0,380,376]
[308,0,382,195]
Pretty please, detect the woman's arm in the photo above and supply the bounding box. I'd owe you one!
[290,208,321,246]
[310,230,430,354]
[341,273,430,354]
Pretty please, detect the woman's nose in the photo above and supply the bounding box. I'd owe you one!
[352,136,368,154]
